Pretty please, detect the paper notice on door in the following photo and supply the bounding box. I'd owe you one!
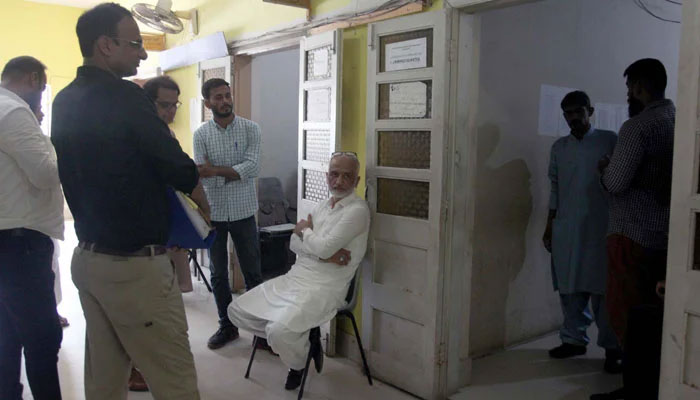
[538,84,577,137]
[385,37,428,72]
[594,102,628,134]
[312,48,329,77]
[389,81,427,118]
[306,88,331,121]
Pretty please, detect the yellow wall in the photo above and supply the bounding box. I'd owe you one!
[0,0,84,104]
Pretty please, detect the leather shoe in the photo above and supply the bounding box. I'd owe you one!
[604,349,623,374]
[207,326,239,349]
[590,387,624,399]
[285,368,304,390]
[549,343,586,359]
[254,336,278,356]
[128,368,148,392]
[310,327,324,373]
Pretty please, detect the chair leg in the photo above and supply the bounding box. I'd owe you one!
[345,311,373,385]
[297,340,315,400]
[245,336,259,379]
[190,251,213,292]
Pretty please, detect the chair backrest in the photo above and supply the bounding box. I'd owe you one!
[341,262,363,312]
[257,177,289,228]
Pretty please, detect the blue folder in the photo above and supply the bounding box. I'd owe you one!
[166,187,216,249]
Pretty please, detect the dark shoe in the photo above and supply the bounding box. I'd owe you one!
[285,368,304,390]
[128,368,149,392]
[207,326,239,349]
[310,327,324,373]
[549,343,587,359]
[604,349,623,374]
[254,336,278,356]
[590,387,624,400]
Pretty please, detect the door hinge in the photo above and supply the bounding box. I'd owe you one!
[448,39,457,62]
[436,341,447,366]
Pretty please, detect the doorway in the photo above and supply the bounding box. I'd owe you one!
[452,0,682,397]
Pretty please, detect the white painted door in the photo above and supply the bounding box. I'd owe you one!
[659,2,700,398]
[296,29,343,354]
[362,10,452,399]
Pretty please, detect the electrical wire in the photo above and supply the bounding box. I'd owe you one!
[634,0,680,23]
[663,0,682,5]
[229,0,419,50]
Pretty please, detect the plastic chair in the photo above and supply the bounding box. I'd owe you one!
[244,267,373,399]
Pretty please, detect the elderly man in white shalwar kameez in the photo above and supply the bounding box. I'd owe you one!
[229,152,370,391]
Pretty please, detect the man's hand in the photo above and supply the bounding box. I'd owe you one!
[322,248,351,266]
[597,155,610,174]
[542,227,552,253]
[197,157,218,178]
[656,280,666,300]
[543,209,555,253]
[294,214,314,237]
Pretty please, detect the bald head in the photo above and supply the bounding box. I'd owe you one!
[327,153,360,199]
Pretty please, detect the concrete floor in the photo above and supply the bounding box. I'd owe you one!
[19,222,622,399]
[450,329,622,400]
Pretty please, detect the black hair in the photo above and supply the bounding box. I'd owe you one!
[561,90,591,110]
[202,78,229,99]
[76,2,132,57]
[624,58,667,98]
[143,76,180,101]
[1,56,46,82]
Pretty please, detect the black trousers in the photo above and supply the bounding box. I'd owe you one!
[623,304,663,400]
[0,229,62,400]
[210,217,263,328]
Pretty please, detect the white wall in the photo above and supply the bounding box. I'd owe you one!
[467,0,681,355]
[251,47,300,208]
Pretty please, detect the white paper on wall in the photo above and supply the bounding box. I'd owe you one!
[538,84,577,137]
[385,37,428,72]
[594,102,628,134]
[388,81,428,118]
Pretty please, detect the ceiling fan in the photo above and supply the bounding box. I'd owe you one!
[131,0,198,35]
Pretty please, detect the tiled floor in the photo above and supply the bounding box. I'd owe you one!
[20,222,622,400]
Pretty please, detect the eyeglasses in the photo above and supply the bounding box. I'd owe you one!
[331,151,358,159]
[111,37,144,50]
[156,100,182,110]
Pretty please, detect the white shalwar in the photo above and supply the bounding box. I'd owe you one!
[229,193,370,369]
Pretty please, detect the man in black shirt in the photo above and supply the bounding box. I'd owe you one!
[51,4,206,399]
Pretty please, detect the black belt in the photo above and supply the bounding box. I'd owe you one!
[78,242,167,257]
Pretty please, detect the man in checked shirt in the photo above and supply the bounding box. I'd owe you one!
[194,78,264,350]
[593,58,674,400]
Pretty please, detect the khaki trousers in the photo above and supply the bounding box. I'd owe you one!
[71,247,200,400]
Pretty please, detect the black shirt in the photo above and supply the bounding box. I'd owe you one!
[52,66,198,251]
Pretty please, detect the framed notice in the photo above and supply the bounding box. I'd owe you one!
[385,37,428,72]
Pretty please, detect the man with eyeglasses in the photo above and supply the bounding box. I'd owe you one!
[228,152,370,391]
[51,3,205,399]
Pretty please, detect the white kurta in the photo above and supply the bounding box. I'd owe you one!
[232,193,370,333]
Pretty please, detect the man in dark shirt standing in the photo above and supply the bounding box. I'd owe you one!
[51,4,205,399]
[592,58,675,400]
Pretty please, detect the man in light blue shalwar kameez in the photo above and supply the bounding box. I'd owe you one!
[542,91,622,373]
